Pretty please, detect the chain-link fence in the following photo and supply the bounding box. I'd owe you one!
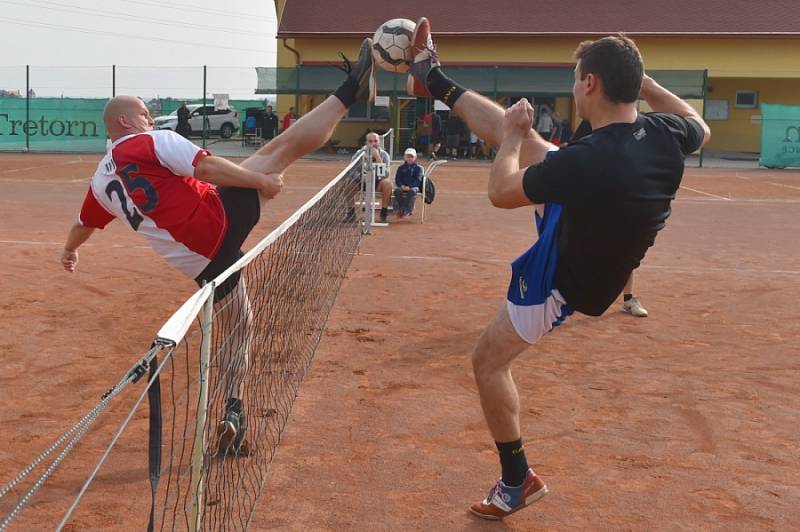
[0,65,708,161]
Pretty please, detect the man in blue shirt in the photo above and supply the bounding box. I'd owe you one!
[393,147,424,218]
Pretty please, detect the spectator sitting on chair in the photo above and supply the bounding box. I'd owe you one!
[262,105,278,144]
[393,147,424,219]
[353,131,393,223]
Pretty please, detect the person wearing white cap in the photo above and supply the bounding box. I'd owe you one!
[393,147,424,218]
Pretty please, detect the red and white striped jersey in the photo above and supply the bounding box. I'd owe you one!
[79,130,227,278]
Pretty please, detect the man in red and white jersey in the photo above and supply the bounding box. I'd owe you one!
[60,39,377,454]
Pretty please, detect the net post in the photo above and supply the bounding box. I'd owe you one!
[363,144,375,233]
[190,282,214,532]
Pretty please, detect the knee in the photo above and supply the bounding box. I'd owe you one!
[471,334,497,381]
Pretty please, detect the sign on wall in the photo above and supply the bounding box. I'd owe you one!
[705,100,729,121]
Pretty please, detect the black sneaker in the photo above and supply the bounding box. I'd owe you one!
[379,208,388,223]
[339,38,376,103]
[217,398,248,455]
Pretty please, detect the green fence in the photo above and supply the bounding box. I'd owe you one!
[759,103,800,168]
[0,98,107,152]
[0,65,706,153]
[0,65,271,153]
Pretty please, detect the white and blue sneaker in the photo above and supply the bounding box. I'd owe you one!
[469,468,549,520]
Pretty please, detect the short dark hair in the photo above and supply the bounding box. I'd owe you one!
[575,34,643,104]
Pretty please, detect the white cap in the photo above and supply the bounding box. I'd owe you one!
[404,147,417,157]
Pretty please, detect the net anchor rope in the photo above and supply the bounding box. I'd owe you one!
[0,343,169,531]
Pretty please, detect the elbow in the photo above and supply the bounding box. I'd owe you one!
[488,187,513,209]
[702,126,712,148]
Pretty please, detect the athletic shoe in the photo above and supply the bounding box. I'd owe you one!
[469,468,549,520]
[217,398,248,455]
[406,17,440,97]
[339,38,376,102]
[379,211,388,223]
[622,296,649,317]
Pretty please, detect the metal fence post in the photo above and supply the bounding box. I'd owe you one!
[25,65,30,152]
[202,65,207,149]
[699,68,709,168]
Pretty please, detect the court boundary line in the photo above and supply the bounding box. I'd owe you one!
[355,253,800,275]
[0,159,85,175]
[679,185,731,201]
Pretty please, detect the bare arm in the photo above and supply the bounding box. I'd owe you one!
[640,74,711,147]
[61,223,95,272]
[194,155,283,199]
[453,91,554,167]
[488,99,537,209]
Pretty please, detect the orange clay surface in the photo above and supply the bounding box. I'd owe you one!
[1,154,799,530]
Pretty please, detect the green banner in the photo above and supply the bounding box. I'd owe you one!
[0,98,107,152]
[760,103,800,169]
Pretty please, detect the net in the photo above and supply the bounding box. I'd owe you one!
[1,154,367,531]
[149,155,364,530]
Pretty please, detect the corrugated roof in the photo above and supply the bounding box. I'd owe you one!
[278,0,800,37]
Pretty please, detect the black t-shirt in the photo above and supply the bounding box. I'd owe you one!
[522,113,704,316]
[262,112,278,132]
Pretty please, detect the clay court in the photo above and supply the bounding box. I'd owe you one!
[1,153,799,530]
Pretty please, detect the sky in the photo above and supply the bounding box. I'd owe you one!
[0,0,278,99]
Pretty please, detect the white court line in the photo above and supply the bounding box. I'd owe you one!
[676,197,800,205]
[679,185,731,200]
[3,241,797,276]
[357,253,800,275]
[388,189,800,205]
[765,181,800,192]
[0,177,89,184]
[0,239,150,249]
[0,160,85,175]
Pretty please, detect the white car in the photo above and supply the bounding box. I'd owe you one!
[154,104,239,139]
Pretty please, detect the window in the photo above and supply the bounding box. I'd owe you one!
[735,91,758,109]
[346,102,389,121]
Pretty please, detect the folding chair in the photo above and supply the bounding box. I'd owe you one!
[242,116,261,147]
[417,159,446,223]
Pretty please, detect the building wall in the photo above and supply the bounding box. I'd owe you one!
[274,31,800,152]
[705,78,800,152]
[287,36,800,76]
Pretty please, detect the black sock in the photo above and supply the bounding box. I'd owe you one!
[427,67,466,108]
[380,207,388,217]
[333,75,359,109]
[624,293,633,302]
[496,439,529,487]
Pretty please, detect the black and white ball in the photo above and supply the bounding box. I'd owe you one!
[372,18,415,73]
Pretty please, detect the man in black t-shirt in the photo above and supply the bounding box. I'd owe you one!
[571,120,649,318]
[261,104,279,142]
[406,20,710,520]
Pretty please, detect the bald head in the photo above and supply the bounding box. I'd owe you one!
[104,96,154,141]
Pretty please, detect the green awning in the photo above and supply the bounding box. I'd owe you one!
[256,66,706,99]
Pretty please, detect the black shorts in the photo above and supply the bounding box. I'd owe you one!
[195,186,261,301]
